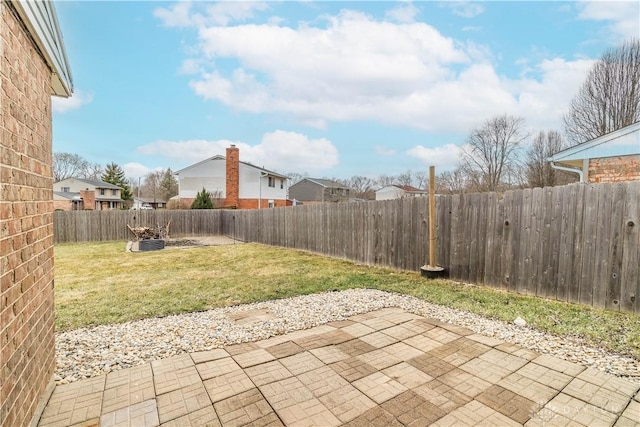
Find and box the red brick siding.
[0,4,56,426]
[237,198,292,209]
[588,155,640,183]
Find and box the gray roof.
[175,155,288,179]
[54,191,81,200]
[74,178,122,190]
[304,178,350,189]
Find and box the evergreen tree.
[102,162,132,200]
[191,188,213,209]
[160,168,179,200]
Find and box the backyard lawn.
[55,241,640,360]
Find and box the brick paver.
[196,357,242,381]
[232,348,276,368]
[213,388,280,426]
[100,399,159,427]
[380,390,446,425]
[330,356,378,382]
[352,372,408,404]
[245,360,293,386]
[476,384,536,424]
[382,362,432,388]
[203,369,255,403]
[280,351,324,375]
[264,341,305,359]
[335,339,377,357]
[156,383,211,424]
[318,384,376,422]
[38,307,640,427]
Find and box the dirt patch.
[164,235,243,249]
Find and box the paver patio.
[38,308,640,426]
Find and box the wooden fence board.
[620,181,640,313]
[579,184,599,306]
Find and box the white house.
[53,177,124,210]
[174,145,290,209]
[375,185,428,200]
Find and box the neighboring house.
[548,122,640,183]
[288,178,351,204]
[174,145,290,209]
[53,178,124,210]
[1,1,73,426]
[376,185,428,200]
[132,197,166,210]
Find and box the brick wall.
[1,3,56,426]
[588,155,640,183]
[237,198,292,209]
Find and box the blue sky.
[52,1,639,181]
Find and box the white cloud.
[154,1,198,28]
[406,143,461,170]
[203,1,269,26]
[507,58,595,130]
[158,4,598,134]
[154,1,268,28]
[576,0,640,40]
[122,162,163,180]
[52,90,93,113]
[440,1,485,18]
[137,138,241,164]
[386,1,420,24]
[137,130,338,174]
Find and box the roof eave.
[11,0,73,97]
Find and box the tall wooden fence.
[54,209,223,243]
[54,182,640,313]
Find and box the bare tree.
[53,152,89,182]
[376,174,396,187]
[395,170,414,187]
[83,163,103,180]
[459,115,528,192]
[524,130,577,188]
[346,175,376,199]
[413,170,428,190]
[436,167,471,194]
[564,38,640,145]
[142,171,163,202]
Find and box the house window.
[268,177,275,187]
[100,189,105,195]
[280,179,284,189]
[111,189,117,196]
[268,200,274,208]
[61,186,70,192]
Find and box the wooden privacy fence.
[222,182,640,314]
[54,209,223,243]
[53,181,640,313]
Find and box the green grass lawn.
[55,241,640,360]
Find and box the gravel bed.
[55,288,639,385]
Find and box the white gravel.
[55,288,639,385]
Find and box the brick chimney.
[224,145,240,208]
[80,190,95,210]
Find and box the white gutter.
[549,162,584,183]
